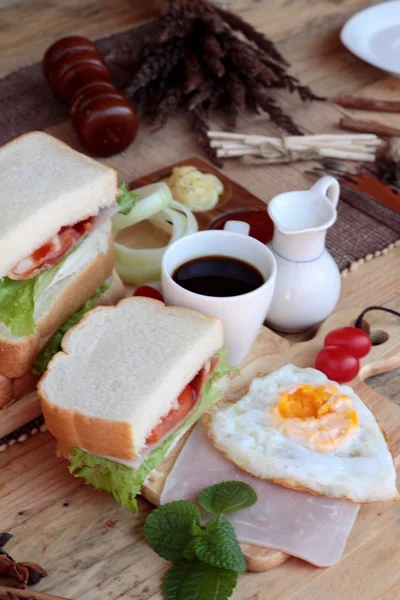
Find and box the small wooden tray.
[0,157,268,442]
[127,156,269,232]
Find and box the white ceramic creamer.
[265,176,341,333]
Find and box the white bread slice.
[0,224,114,378]
[0,270,126,410]
[39,299,223,460]
[0,131,117,277]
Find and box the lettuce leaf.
[0,277,37,337]
[32,282,109,375]
[0,246,79,337]
[69,356,234,513]
[116,182,137,215]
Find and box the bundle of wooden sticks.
[207,131,384,163]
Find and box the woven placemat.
[1,22,399,272]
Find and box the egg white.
[207,364,399,503]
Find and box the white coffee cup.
[161,221,277,366]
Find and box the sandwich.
[0,270,125,410]
[0,131,130,409]
[38,297,231,512]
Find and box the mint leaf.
[144,501,201,562]
[193,516,246,573]
[183,539,197,561]
[164,562,237,600]
[198,481,257,516]
[117,181,136,215]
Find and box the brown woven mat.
[0,22,399,273]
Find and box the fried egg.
[206,364,399,503]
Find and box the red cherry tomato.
[133,286,164,302]
[324,326,372,359]
[315,346,360,383]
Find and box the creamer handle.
[223,220,250,236]
[311,176,340,208]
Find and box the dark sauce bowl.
[209,209,274,245]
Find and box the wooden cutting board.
[0,306,399,599]
[140,306,400,573]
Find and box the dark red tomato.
[210,209,274,244]
[315,346,360,383]
[133,286,164,302]
[324,326,371,359]
[146,384,194,444]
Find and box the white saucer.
[341,1,400,76]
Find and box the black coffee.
[172,255,264,297]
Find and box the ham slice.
[160,423,360,567]
[8,204,119,281]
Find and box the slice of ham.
[7,204,119,281]
[160,423,360,567]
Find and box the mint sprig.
[164,562,237,600]
[198,481,257,515]
[193,516,246,573]
[143,501,201,562]
[117,181,137,215]
[143,481,258,600]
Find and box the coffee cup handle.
[223,220,250,236]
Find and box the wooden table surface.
[0,0,400,599]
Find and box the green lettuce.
[0,246,79,338]
[116,181,137,215]
[69,352,234,514]
[32,282,109,375]
[0,277,37,338]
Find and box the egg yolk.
[274,384,359,452]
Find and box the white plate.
[341,1,400,76]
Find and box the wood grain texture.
[0,0,399,597]
[0,306,400,598]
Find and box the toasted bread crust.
[0,235,114,378]
[41,395,136,459]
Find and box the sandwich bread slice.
[0,131,116,277]
[0,131,120,378]
[0,270,126,410]
[39,298,231,512]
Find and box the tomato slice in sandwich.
[146,384,195,445]
[8,218,93,280]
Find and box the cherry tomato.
[146,384,194,444]
[315,345,360,383]
[324,326,371,359]
[133,286,164,302]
